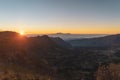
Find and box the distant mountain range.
[68,34,120,48]
[55,32,71,35]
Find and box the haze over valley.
[27,33,108,40]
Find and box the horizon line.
[0,30,120,35]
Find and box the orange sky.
[11,22,120,34]
[2,23,120,34]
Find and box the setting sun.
[20,31,25,35]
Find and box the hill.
[52,37,72,48]
[68,34,120,48]
[0,31,75,80]
[0,31,119,80]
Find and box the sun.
[19,31,25,35]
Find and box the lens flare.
[20,31,25,35]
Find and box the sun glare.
[20,31,25,35]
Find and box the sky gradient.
[0,0,120,34]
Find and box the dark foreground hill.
[0,31,119,80]
[68,34,120,48]
[0,31,72,80]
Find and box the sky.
[0,0,120,34]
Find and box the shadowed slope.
[68,34,120,47]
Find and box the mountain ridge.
[68,34,120,47]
